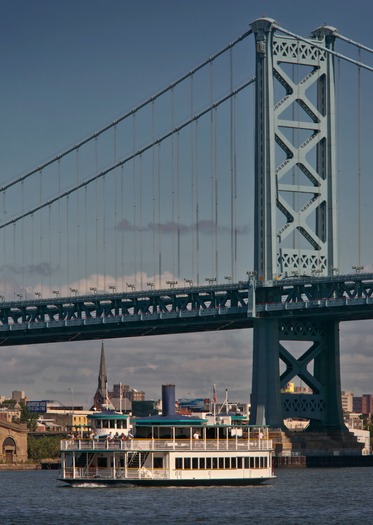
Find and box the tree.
[18,402,38,431]
[28,436,61,461]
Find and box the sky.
[0,0,373,408]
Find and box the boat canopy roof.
[88,410,130,421]
[134,414,207,427]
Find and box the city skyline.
[0,0,373,405]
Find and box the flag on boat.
[212,384,217,404]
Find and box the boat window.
[103,420,109,428]
[154,457,163,469]
[175,458,182,469]
[184,458,191,469]
[206,457,211,469]
[192,458,198,469]
[237,457,243,468]
[224,457,230,469]
[199,458,205,469]
[98,457,107,468]
[244,457,250,468]
[250,457,255,468]
[255,457,259,468]
[218,457,224,469]
[231,457,237,469]
[212,458,218,469]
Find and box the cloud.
[115,218,249,235]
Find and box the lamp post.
[224,275,232,284]
[166,280,178,289]
[205,277,217,286]
[89,286,97,295]
[146,282,154,290]
[52,289,60,298]
[126,282,135,292]
[184,278,193,287]
[352,265,363,274]
[108,284,116,293]
[34,291,42,299]
[330,266,339,276]
[70,287,78,296]
[16,292,23,300]
[0,295,4,302]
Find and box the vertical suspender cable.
[139,154,143,291]
[120,165,125,292]
[95,137,99,289]
[48,204,52,293]
[103,174,106,291]
[84,185,88,293]
[57,160,61,293]
[31,213,34,291]
[171,87,176,278]
[76,148,80,287]
[39,170,44,292]
[132,113,137,288]
[210,61,215,277]
[66,195,70,291]
[214,107,218,280]
[157,143,162,287]
[357,49,362,267]
[195,120,200,285]
[176,131,181,278]
[152,101,156,283]
[21,181,25,293]
[2,191,6,298]
[114,125,118,288]
[13,222,16,296]
[230,48,236,282]
[190,75,196,283]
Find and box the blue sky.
[0,0,373,407]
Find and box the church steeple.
[98,341,107,393]
[92,342,114,410]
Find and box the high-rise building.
[341,391,354,413]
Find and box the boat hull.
[59,476,274,487]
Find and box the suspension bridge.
[1,17,373,438]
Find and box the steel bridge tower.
[249,18,346,433]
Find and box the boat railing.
[61,437,272,452]
[63,466,169,481]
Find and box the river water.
[0,467,372,524]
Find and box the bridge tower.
[249,18,347,434]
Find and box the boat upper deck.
[61,437,273,453]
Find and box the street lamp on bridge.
[205,277,217,286]
[89,287,97,294]
[70,287,78,296]
[146,282,155,290]
[126,283,135,292]
[352,265,364,274]
[184,278,193,287]
[108,284,116,293]
[34,291,42,299]
[166,280,178,289]
[224,275,232,284]
[52,289,60,298]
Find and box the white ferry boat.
[59,385,275,486]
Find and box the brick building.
[0,419,28,463]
